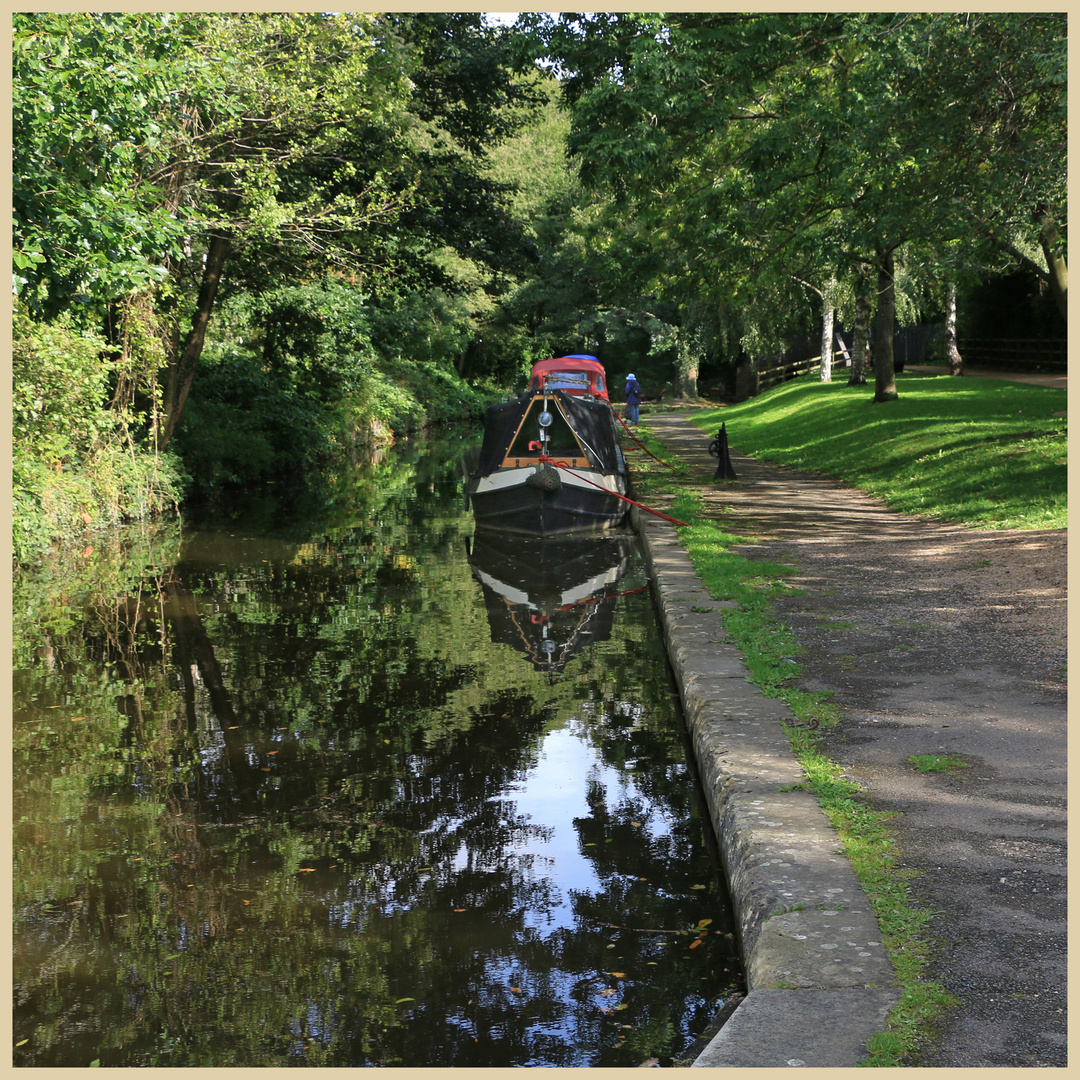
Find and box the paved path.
[642,412,1067,1068]
[906,364,1066,390]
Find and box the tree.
[847,261,873,386]
[14,11,547,464]
[944,282,963,377]
[12,13,204,322]
[529,12,1066,402]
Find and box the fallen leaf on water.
[599,988,617,997]
[298,868,316,873]
[453,908,466,913]
[70,717,86,722]
[510,987,522,994]
[689,939,702,949]
[395,997,415,1004]
[606,972,626,979]
[691,884,707,890]
[16,1039,28,1047]
[616,1003,630,1011]
[697,918,713,928]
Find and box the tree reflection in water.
[12,436,742,1067]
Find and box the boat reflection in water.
[467,531,642,681]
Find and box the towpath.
[643,409,1066,1068]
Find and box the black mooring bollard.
[711,422,737,480]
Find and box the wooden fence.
[955,338,1067,372]
[740,328,1065,399]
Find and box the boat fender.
[525,465,562,492]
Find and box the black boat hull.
[468,467,629,536]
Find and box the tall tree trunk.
[872,247,899,402]
[945,281,963,376]
[849,261,872,386]
[674,328,700,399]
[819,281,835,383]
[1034,205,1067,323]
[157,230,231,451]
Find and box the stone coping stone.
[690,988,903,1068]
[631,508,898,1066]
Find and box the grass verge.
[631,428,959,1067]
[683,373,1066,530]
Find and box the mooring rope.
[613,412,677,470]
[538,455,690,528]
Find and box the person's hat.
[626,373,635,380]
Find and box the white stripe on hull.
[473,467,624,496]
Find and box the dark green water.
[12,434,743,1068]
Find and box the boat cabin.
[528,355,609,401]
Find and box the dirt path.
[644,412,1067,1068]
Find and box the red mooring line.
[613,412,677,470]
[538,455,690,528]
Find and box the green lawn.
[685,373,1066,530]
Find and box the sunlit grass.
[688,374,1066,530]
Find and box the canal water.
[12,432,743,1068]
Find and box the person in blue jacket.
[624,373,641,424]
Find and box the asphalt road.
[644,408,1067,1068]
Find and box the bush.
[12,302,183,565]
[175,349,337,494]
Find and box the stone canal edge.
[630,506,901,1068]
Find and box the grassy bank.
[680,373,1067,530]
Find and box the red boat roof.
[530,355,607,377]
[528,355,610,400]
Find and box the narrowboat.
[466,354,629,535]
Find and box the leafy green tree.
[12,13,203,322]
[528,12,1066,402]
